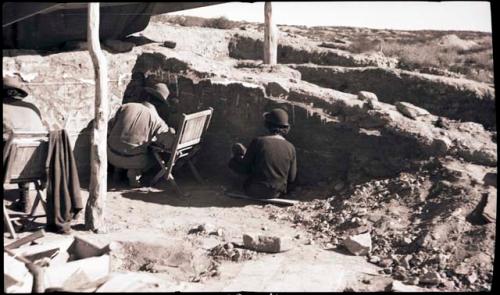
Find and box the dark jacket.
[45,129,83,233]
[229,135,297,198]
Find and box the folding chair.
[150,108,214,196]
[3,131,49,239]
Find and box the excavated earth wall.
[228,33,397,68]
[291,65,496,130]
[3,41,497,186]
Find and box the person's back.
[108,102,168,156]
[244,135,296,195]
[107,82,175,187]
[229,108,297,199]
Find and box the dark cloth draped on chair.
[45,129,83,233]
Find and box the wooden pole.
[264,2,277,65]
[85,2,108,232]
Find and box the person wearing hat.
[107,82,176,187]
[228,108,297,199]
[3,76,48,213]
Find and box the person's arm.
[229,139,258,175]
[152,113,176,149]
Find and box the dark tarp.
[3,2,224,50]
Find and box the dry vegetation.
[153,15,493,84]
[151,14,241,30]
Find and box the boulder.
[419,271,442,285]
[357,91,378,102]
[395,101,431,119]
[242,234,291,253]
[482,191,496,223]
[342,232,372,256]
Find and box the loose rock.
[342,232,372,256]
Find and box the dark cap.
[263,108,289,127]
[3,76,28,99]
[144,83,170,103]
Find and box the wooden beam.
[263,2,277,65]
[85,2,109,232]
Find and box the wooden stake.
[264,2,277,65]
[85,2,108,232]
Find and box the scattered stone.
[391,280,427,292]
[401,237,412,246]
[369,255,381,264]
[420,271,442,285]
[398,255,411,269]
[482,191,496,223]
[163,40,177,49]
[378,258,394,267]
[395,101,431,119]
[305,238,314,245]
[294,234,301,239]
[342,232,371,256]
[357,91,378,101]
[406,277,419,286]
[104,39,134,52]
[188,223,215,234]
[242,234,291,253]
[454,263,470,275]
[466,273,478,285]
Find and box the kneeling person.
[229,108,297,199]
[107,83,176,187]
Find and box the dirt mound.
[228,33,397,68]
[291,64,496,129]
[437,34,478,51]
[269,157,496,291]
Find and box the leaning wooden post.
[264,2,277,65]
[85,2,108,232]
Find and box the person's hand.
[232,143,246,157]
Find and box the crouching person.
[229,108,297,199]
[107,83,176,187]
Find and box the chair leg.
[3,203,18,239]
[167,174,189,197]
[188,160,205,184]
[151,151,167,186]
[29,181,47,223]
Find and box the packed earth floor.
[4,154,495,292]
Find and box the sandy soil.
[4,174,388,292]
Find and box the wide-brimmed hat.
[3,76,28,98]
[144,83,170,103]
[263,108,289,127]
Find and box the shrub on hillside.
[203,16,239,30]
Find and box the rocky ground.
[268,156,496,291]
[3,14,496,292]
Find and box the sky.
[170,1,492,32]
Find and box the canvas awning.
[2,2,225,49]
